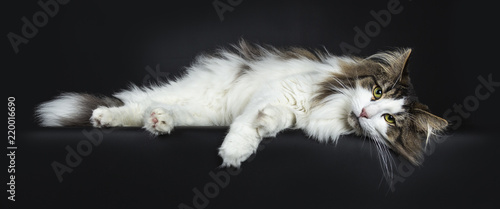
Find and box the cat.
[35,40,448,171]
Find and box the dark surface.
[10,128,500,208]
[3,0,499,208]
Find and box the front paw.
[143,107,174,135]
[218,133,257,167]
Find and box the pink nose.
[359,108,369,118]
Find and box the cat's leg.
[142,104,206,135]
[219,104,296,167]
[91,103,146,127]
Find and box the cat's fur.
[36,40,448,170]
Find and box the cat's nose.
[359,108,369,118]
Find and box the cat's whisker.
[374,139,394,180]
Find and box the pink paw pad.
[151,112,158,128]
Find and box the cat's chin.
[347,112,363,135]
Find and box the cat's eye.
[384,114,396,124]
[372,86,383,100]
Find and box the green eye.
[372,86,383,100]
[384,114,396,124]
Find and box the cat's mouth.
[347,111,363,135]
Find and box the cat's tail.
[35,93,124,127]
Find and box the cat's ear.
[393,103,448,165]
[412,103,449,135]
[368,48,412,84]
[394,48,411,84]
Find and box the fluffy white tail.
[35,93,123,127]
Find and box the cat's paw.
[218,133,257,167]
[143,107,174,135]
[91,107,118,127]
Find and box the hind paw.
[91,107,118,127]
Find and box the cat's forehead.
[347,59,410,87]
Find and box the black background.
[3,0,499,208]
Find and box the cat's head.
[336,49,448,165]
